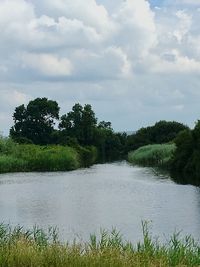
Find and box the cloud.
[150,50,200,73]
[72,47,132,80]
[38,0,115,36]
[113,0,157,58]
[21,53,73,77]
[0,0,200,134]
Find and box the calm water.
[0,161,200,243]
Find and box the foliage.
[128,143,176,169]
[59,104,125,161]
[14,145,80,171]
[127,120,188,152]
[0,223,199,267]
[0,155,27,173]
[0,136,98,173]
[76,145,98,167]
[59,103,97,146]
[8,97,191,166]
[10,98,60,145]
[0,136,17,154]
[93,126,125,162]
[171,121,200,185]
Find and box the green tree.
[82,104,97,145]
[127,120,188,152]
[10,98,60,145]
[59,103,97,145]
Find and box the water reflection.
[0,161,200,243]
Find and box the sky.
[0,0,200,135]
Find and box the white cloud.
[150,50,200,73]
[72,47,132,80]
[40,0,115,36]
[173,10,192,43]
[113,0,157,58]
[21,53,73,77]
[0,0,200,133]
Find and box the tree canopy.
[10,98,60,145]
[171,121,200,185]
[126,120,188,151]
[59,103,97,145]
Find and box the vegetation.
[6,96,200,183]
[128,143,176,169]
[126,120,188,152]
[10,98,60,145]
[0,222,199,267]
[127,119,200,186]
[171,120,200,185]
[0,136,98,173]
[9,98,127,162]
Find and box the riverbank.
[0,137,97,173]
[0,223,199,267]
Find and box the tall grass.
[13,144,80,171]
[0,222,199,266]
[0,136,97,173]
[128,143,176,169]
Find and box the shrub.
[77,145,98,167]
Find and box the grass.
[0,222,199,266]
[128,143,176,169]
[0,136,97,173]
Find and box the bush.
[77,145,98,167]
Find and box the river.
[0,161,200,243]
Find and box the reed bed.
[0,136,97,173]
[0,222,199,267]
[128,144,176,169]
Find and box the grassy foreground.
[0,223,199,267]
[128,144,176,169]
[0,136,97,173]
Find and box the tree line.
[9,98,126,161]
[10,97,189,164]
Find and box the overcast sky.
[0,0,200,135]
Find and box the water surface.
[0,161,199,243]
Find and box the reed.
[128,143,176,169]
[0,136,97,173]
[0,222,199,267]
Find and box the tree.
[10,98,60,145]
[127,120,188,151]
[170,121,200,185]
[59,103,97,145]
[82,104,97,145]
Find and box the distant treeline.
[9,97,188,163]
[2,96,198,182]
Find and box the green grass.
[0,155,27,173]
[13,144,80,172]
[0,136,97,173]
[128,143,176,169]
[0,222,199,266]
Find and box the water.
[0,161,200,243]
